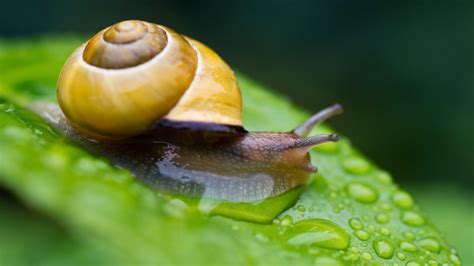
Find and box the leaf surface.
[0,37,461,265]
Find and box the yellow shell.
[57,20,242,140]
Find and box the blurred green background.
[1,0,472,262]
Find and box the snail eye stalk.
[293,104,343,137]
[293,134,339,150]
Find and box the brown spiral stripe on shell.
[83,20,168,69]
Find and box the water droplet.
[354,230,370,241]
[343,156,371,174]
[392,190,414,209]
[448,253,461,265]
[376,213,390,224]
[396,252,406,260]
[346,182,378,203]
[373,239,394,259]
[344,252,359,261]
[313,256,344,266]
[427,260,439,266]
[406,261,422,266]
[376,171,392,184]
[380,227,391,236]
[349,246,359,253]
[296,205,306,212]
[403,231,416,240]
[361,252,373,260]
[400,241,418,252]
[280,215,293,226]
[286,219,350,250]
[349,218,364,230]
[198,198,220,213]
[163,199,188,218]
[418,237,441,253]
[402,211,425,226]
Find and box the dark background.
[1,0,472,189]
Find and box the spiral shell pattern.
[57,20,242,140]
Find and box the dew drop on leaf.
[346,182,378,203]
[403,231,416,240]
[342,156,371,174]
[348,218,364,230]
[373,239,394,259]
[296,205,306,212]
[285,219,350,250]
[400,241,418,252]
[392,190,414,209]
[354,230,370,241]
[418,237,441,253]
[361,251,372,260]
[379,227,391,236]
[449,253,461,265]
[280,215,293,227]
[375,171,393,184]
[402,211,425,226]
[376,213,390,224]
[163,198,188,218]
[349,246,359,253]
[396,252,406,260]
[363,215,370,222]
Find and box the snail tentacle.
[293,104,343,137]
[293,134,339,149]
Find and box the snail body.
[38,20,343,202]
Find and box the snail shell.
[58,20,242,140]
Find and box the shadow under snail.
[34,20,343,203]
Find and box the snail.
[34,20,343,203]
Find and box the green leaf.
[0,36,462,265]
